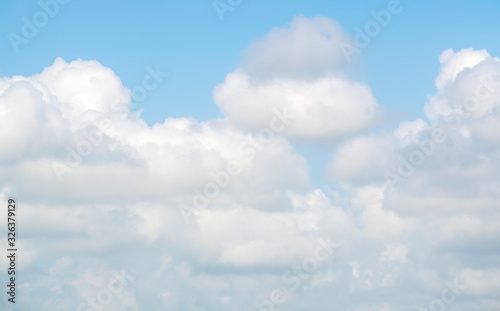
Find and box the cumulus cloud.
[0,19,499,311]
[435,48,491,89]
[0,57,317,310]
[214,70,380,139]
[322,47,500,310]
[214,16,381,139]
[241,16,351,81]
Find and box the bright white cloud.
[214,16,381,139]
[0,19,499,311]
[214,70,380,139]
[435,48,491,89]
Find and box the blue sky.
[3,0,499,191]
[2,0,499,124]
[2,1,500,310]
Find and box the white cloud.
[327,134,398,184]
[241,15,351,81]
[320,47,500,310]
[214,70,380,139]
[0,21,499,311]
[435,48,491,89]
[214,16,381,139]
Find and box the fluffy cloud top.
[435,48,491,89]
[214,16,381,139]
[241,16,350,81]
